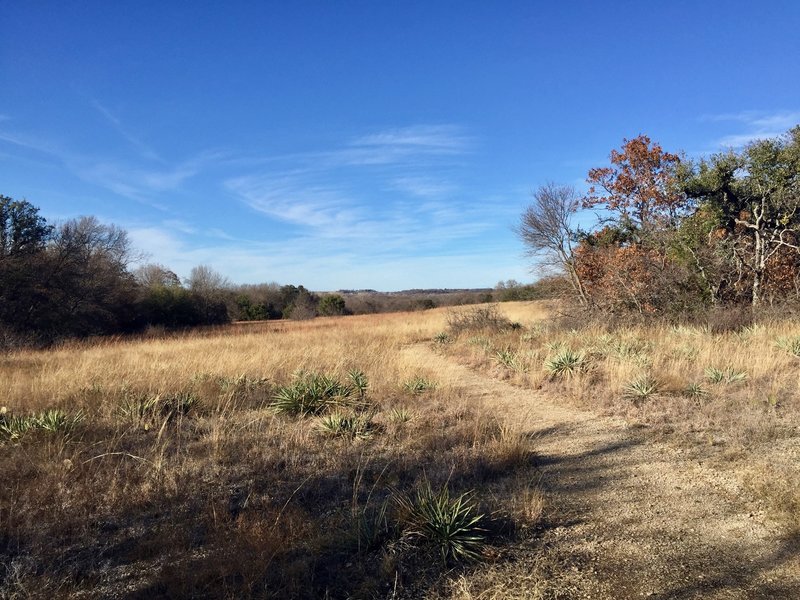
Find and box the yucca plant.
[403,376,436,395]
[624,375,660,402]
[318,411,377,439]
[433,332,450,344]
[347,369,369,399]
[544,349,586,378]
[705,366,747,384]
[776,336,800,357]
[119,393,160,422]
[685,383,709,400]
[36,409,83,434]
[217,374,269,394]
[1,409,83,441]
[354,499,390,553]
[467,336,491,351]
[0,413,35,441]
[494,349,528,373]
[119,391,197,424]
[394,480,486,564]
[388,407,411,423]
[271,371,355,416]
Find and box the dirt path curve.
[410,344,800,599]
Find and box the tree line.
[0,198,358,346]
[0,198,502,347]
[519,125,800,314]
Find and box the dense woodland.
[520,125,800,315]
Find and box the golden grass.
[0,306,543,598]
[440,302,800,536]
[4,300,799,597]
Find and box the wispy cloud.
[224,123,487,250]
[390,176,457,198]
[703,110,800,148]
[126,223,524,290]
[351,124,472,152]
[226,173,361,231]
[0,129,62,156]
[90,99,162,161]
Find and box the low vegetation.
[440,303,800,538]
[0,309,540,598]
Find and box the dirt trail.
[412,344,800,599]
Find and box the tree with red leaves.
[584,135,686,242]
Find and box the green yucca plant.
[354,499,390,553]
[705,366,748,384]
[544,349,586,378]
[776,336,800,357]
[271,371,357,416]
[318,411,377,439]
[0,408,83,441]
[0,414,35,441]
[403,376,436,394]
[494,349,528,373]
[685,383,709,399]
[119,391,197,424]
[36,409,83,433]
[394,480,486,564]
[467,336,491,352]
[347,369,369,399]
[119,393,159,422]
[433,332,451,344]
[624,375,660,402]
[388,407,412,423]
[216,373,269,393]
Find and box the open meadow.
[2,301,800,599]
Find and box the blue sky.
[2,1,799,290]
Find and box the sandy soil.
[414,344,800,599]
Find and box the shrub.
[318,294,347,316]
[447,305,511,336]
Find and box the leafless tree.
[134,263,181,288]
[186,265,231,323]
[517,183,589,307]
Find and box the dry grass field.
[0,308,542,598]
[2,301,800,598]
